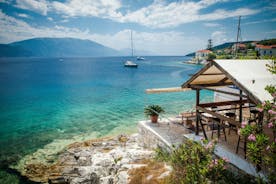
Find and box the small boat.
[124,60,138,67]
[136,56,145,60]
[124,30,138,68]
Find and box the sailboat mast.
[235,16,241,58]
[131,30,134,57]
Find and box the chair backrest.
[249,103,257,111]
[229,104,237,114]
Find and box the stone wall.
[137,121,171,152]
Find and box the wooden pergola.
[181,59,275,139]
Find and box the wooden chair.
[225,112,237,135]
[211,117,227,141]
[180,111,196,125]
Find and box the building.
[195,49,212,58]
[255,44,276,57]
[188,49,212,65]
[250,41,257,47]
[232,43,246,53]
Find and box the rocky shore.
[14,133,170,184]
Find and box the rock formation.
[14,133,170,184]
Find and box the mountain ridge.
[0,37,121,57]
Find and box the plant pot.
[150,115,158,123]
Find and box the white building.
[255,44,276,57]
[195,49,212,58]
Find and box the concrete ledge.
[183,134,264,178]
[138,121,172,151]
[138,120,264,178]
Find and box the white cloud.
[17,13,30,18]
[198,8,258,22]
[60,19,69,23]
[47,17,53,21]
[204,22,220,27]
[88,30,205,55]
[11,0,260,29]
[0,10,204,55]
[15,0,49,15]
[211,31,229,45]
[51,0,122,19]
[118,1,259,28]
[244,18,276,25]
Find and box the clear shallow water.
[0,56,213,182]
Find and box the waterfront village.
[187,39,276,64]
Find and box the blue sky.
[0,0,275,55]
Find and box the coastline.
[14,132,169,183]
[12,124,138,172]
[0,56,206,183]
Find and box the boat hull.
[124,64,138,67]
[124,60,138,67]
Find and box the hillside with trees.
[186,38,276,61]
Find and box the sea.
[0,56,213,183]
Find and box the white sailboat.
[136,56,145,60]
[124,30,138,68]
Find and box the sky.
[0,0,276,55]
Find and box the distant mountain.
[0,38,121,57]
[211,42,235,50]
[185,52,195,57]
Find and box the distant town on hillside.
[186,38,276,65]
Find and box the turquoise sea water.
[0,56,213,183]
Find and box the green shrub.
[155,140,231,183]
[144,105,165,116]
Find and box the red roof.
[256,44,272,49]
[197,49,211,53]
[237,43,246,48]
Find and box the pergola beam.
[145,87,191,94]
[200,73,224,75]
[197,106,240,127]
[199,99,249,108]
[190,85,248,98]
[190,82,233,87]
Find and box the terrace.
[141,59,276,177]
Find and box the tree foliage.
[239,58,276,183]
[257,39,276,46]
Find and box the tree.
[207,39,213,51]
[207,53,216,61]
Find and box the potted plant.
[144,105,165,123]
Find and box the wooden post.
[258,112,263,133]
[239,89,246,158]
[239,89,243,123]
[196,89,200,135]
